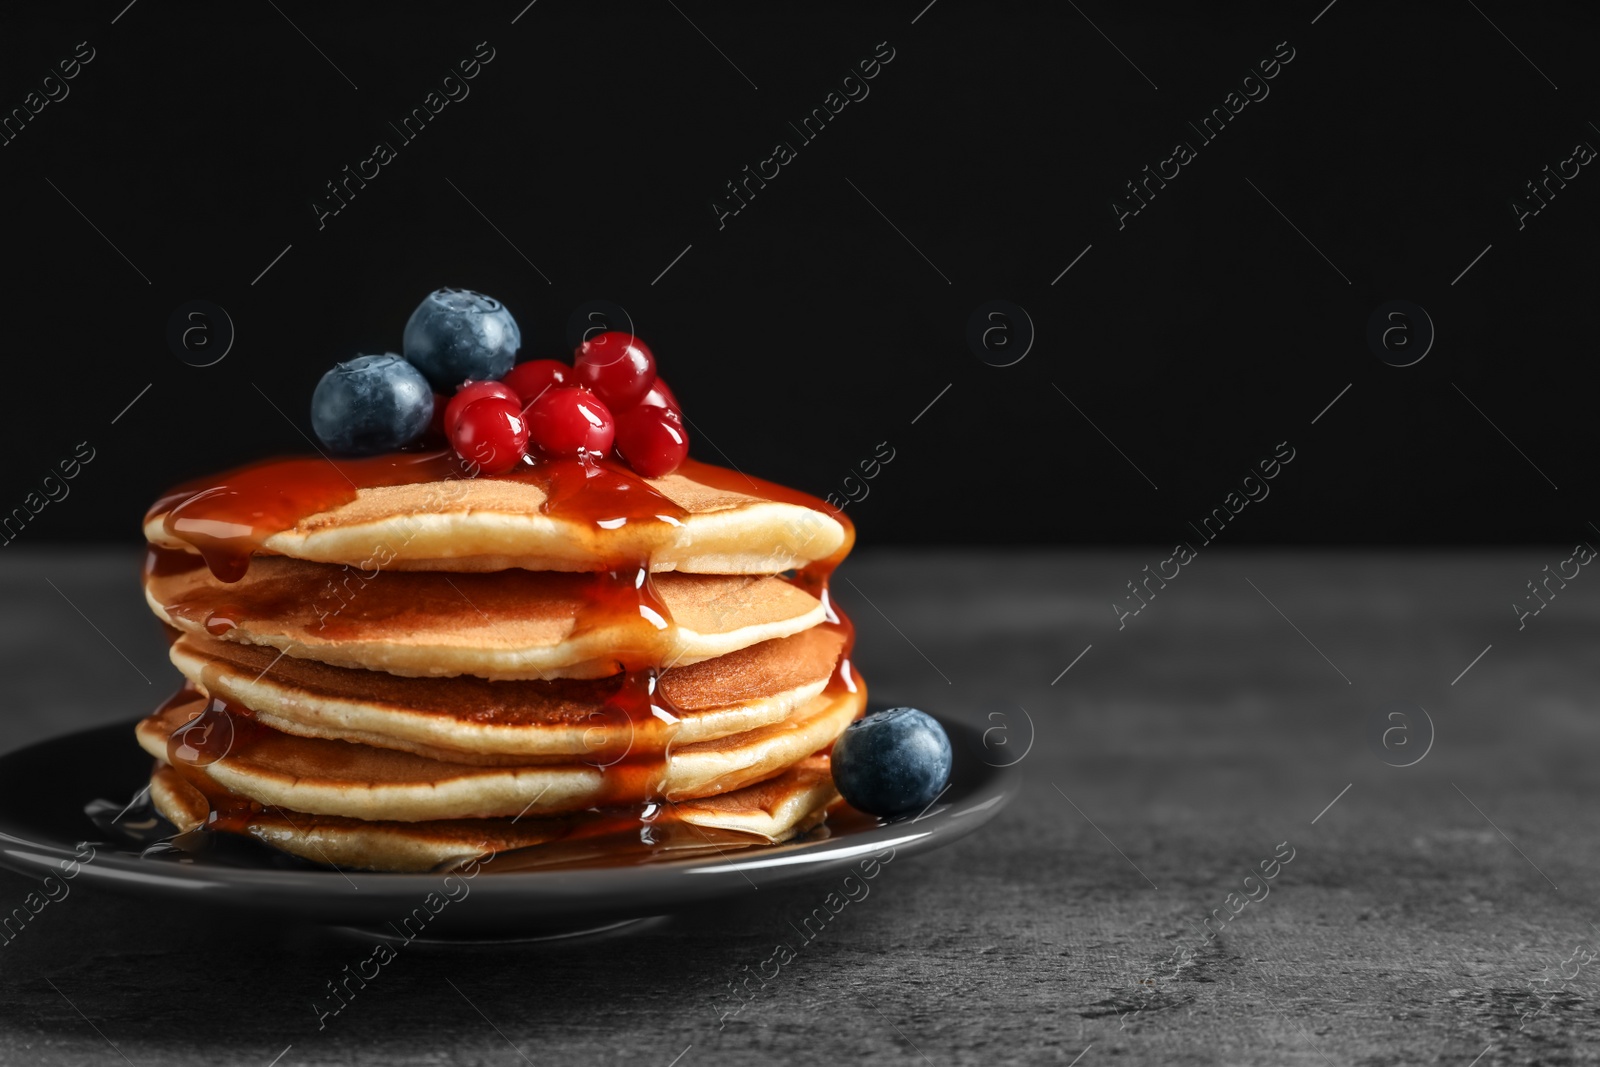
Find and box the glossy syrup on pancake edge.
[152,555,689,662]
[143,753,819,874]
[151,558,690,787]
[160,687,268,834]
[672,460,860,716]
[145,684,850,870]
[152,572,694,828]
[149,450,690,585]
[672,460,857,697]
[154,680,685,816]
[145,451,854,706]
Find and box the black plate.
[0,713,1017,938]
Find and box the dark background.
[1,0,1593,546]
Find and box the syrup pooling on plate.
[467,809,778,873]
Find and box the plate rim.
[0,714,1020,914]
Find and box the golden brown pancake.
[137,682,865,822]
[149,757,840,872]
[145,466,846,575]
[146,557,825,680]
[169,627,847,764]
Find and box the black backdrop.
[1,1,1595,546]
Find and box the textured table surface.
[1,547,1596,1066]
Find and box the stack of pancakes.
[136,459,862,872]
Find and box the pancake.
[170,627,848,764]
[149,757,840,872]
[147,557,825,680]
[145,459,847,575]
[137,681,866,821]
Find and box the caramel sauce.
[150,451,458,583]
[578,667,677,775]
[143,544,207,580]
[148,683,794,872]
[467,810,780,873]
[672,459,861,712]
[144,449,859,869]
[156,680,680,815]
[525,454,688,532]
[202,606,245,637]
[148,450,688,585]
[569,565,674,668]
[160,687,268,834]
[155,557,679,656]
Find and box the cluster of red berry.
[439,332,688,477]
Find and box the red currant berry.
[615,407,689,477]
[635,377,681,415]
[445,380,519,435]
[573,332,656,410]
[503,359,569,407]
[525,386,615,457]
[449,396,528,475]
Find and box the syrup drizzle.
[144,450,857,867]
[161,687,267,834]
[466,804,781,873]
[150,685,802,872]
[148,450,689,585]
[667,459,858,710]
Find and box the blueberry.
[830,707,952,817]
[311,354,434,456]
[402,288,521,391]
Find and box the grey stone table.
[1,547,1596,1066]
